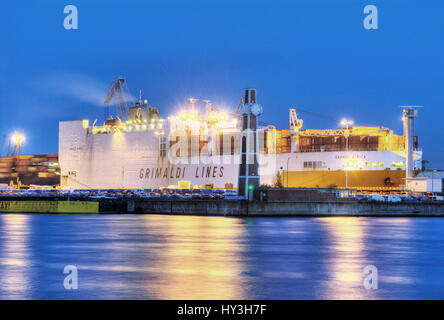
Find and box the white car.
[386,195,402,203]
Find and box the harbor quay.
[1,191,444,216]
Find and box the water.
[0,214,443,299]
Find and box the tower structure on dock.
[402,106,420,179]
[237,88,262,200]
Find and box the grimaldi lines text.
[139,166,226,180]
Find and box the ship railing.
[294,147,404,153]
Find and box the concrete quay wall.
[127,199,444,217]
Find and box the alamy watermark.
[164,129,277,175]
[62,5,377,31]
[64,5,78,30]
[63,265,78,290]
[363,5,378,30]
[363,265,378,290]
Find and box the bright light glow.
[180,112,190,121]
[178,111,200,122]
[341,119,354,127]
[11,131,25,146]
[345,159,359,169]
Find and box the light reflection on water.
[319,217,374,299]
[145,216,247,299]
[0,214,443,299]
[0,215,31,299]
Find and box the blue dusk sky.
[1,0,443,167]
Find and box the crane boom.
[104,77,131,121]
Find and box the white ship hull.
[59,120,416,190]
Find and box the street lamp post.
[11,131,25,187]
[432,169,436,198]
[286,157,290,188]
[341,120,354,189]
[11,130,25,155]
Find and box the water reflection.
[0,215,441,299]
[0,214,31,299]
[145,216,247,299]
[72,215,248,299]
[318,217,374,299]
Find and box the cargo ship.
[59,80,422,192]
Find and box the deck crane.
[104,77,132,121]
[289,108,304,133]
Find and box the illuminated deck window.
[365,161,384,168]
[392,161,405,168]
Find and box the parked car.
[400,196,419,202]
[201,189,214,199]
[369,194,385,202]
[191,189,203,199]
[213,189,225,199]
[386,195,402,203]
[224,189,237,196]
[356,194,368,200]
